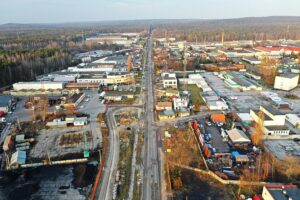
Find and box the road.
[97,107,120,200]
[142,30,161,200]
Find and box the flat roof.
[278,73,299,79]
[265,125,289,131]
[0,95,11,107]
[266,185,300,200]
[263,105,283,116]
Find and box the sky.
[1,0,300,24]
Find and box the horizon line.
[1,15,300,26]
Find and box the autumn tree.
[275,156,300,180]
[194,100,201,111]
[127,54,133,72]
[251,111,265,146]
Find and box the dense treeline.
[153,17,300,42]
[0,48,72,87]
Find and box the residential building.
[274,74,299,91]
[158,110,176,121]
[262,184,300,200]
[163,77,177,89]
[173,97,189,110]
[177,108,190,117]
[155,102,173,111]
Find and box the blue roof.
[163,110,175,116]
[15,151,26,164]
[231,151,240,157]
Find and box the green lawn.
[178,84,205,105]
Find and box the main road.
[142,29,161,200]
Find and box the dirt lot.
[29,126,101,160]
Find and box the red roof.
[256,46,300,52]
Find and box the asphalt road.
[97,107,120,200]
[142,32,161,200]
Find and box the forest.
[152,16,300,42]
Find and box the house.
[177,108,190,117]
[173,97,189,110]
[274,74,299,91]
[227,128,251,148]
[262,184,300,200]
[156,102,173,111]
[163,77,177,89]
[0,95,12,113]
[250,105,290,136]
[158,110,176,121]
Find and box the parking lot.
[197,118,230,154]
[202,72,268,112]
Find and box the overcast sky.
[1,0,300,24]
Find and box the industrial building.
[274,74,299,91]
[64,92,85,108]
[13,82,65,91]
[262,184,300,200]
[223,72,262,91]
[76,72,134,85]
[250,105,290,136]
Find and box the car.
[85,98,90,102]
[293,138,300,142]
[206,121,212,126]
[216,122,223,127]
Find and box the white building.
[173,97,189,110]
[250,105,290,136]
[286,114,300,129]
[13,82,64,91]
[206,100,228,111]
[163,77,177,89]
[274,74,299,91]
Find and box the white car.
[85,98,90,102]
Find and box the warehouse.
[0,95,12,113]
[13,82,65,91]
[274,73,299,91]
